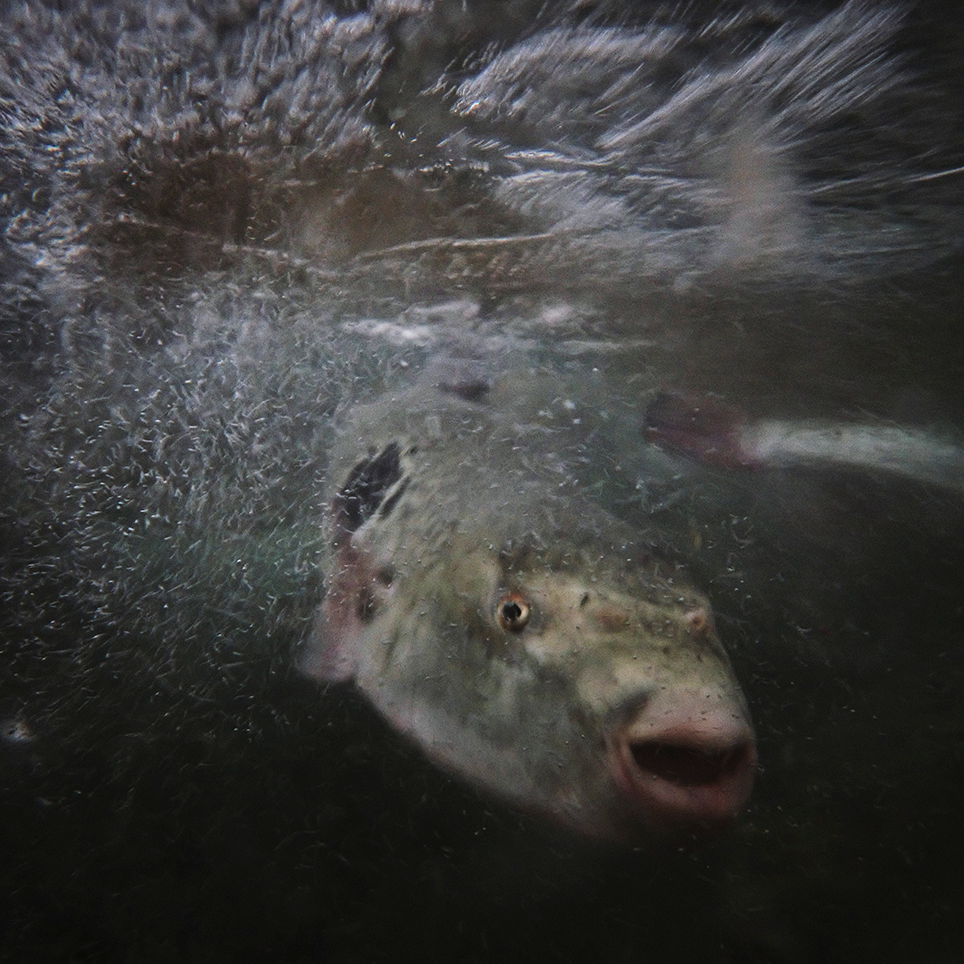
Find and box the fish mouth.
[608,689,756,834]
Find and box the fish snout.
[608,689,756,834]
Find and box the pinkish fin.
[300,544,374,683]
[301,606,357,683]
[644,393,761,471]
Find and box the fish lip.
[607,693,757,834]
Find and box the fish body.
[304,374,755,843]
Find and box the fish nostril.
[629,739,750,787]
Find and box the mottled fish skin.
[304,374,756,844]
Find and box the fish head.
[496,553,757,841]
[307,504,756,844]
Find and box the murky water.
[2,2,964,962]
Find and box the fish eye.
[496,593,531,632]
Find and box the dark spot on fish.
[430,359,491,401]
[355,584,377,623]
[594,606,632,632]
[378,475,410,519]
[349,564,395,625]
[496,593,531,632]
[439,376,490,402]
[334,442,403,532]
[375,566,394,587]
[580,593,591,608]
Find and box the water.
[2,1,964,961]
